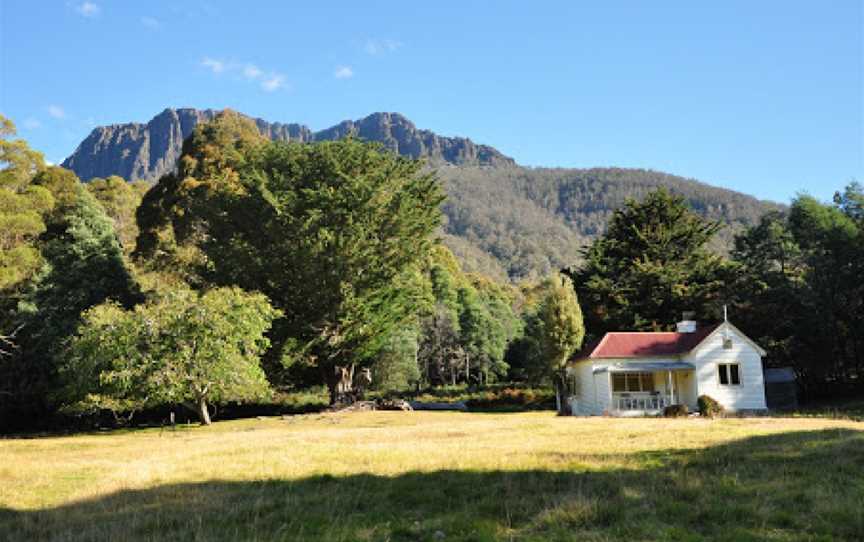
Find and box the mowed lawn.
[1,413,863,541]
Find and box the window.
[568,374,578,395]
[718,363,741,386]
[612,372,655,392]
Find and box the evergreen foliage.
[86,176,148,251]
[136,112,445,402]
[11,186,140,415]
[568,188,731,337]
[371,327,422,391]
[62,287,279,425]
[731,184,864,396]
[416,246,521,387]
[515,273,584,413]
[0,116,51,366]
[0,115,45,190]
[438,166,779,281]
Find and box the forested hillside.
[438,166,781,280]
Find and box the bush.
[698,395,723,418]
[663,404,689,418]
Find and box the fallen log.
[409,401,468,412]
[377,399,413,411]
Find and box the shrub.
[698,395,723,418]
[663,404,689,418]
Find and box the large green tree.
[568,188,730,335]
[10,185,140,419]
[0,115,45,191]
[62,287,279,425]
[457,280,517,385]
[136,112,444,403]
[731,184,863,396]
[729,210,802,366]
[0,183,53,292]
[416,246,519,387]
[516,273,584,412]
[371,327,422,392]
[0,115,50,348]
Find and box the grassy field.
[1,413,862,541]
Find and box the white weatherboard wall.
[566,362,599,414]
[594,370,611,413]
[688,324,767,411]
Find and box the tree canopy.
[508,273,584,413]
[62,287,280,424]
[0,115,45,190]
[86,176,149,251]
[732,184,864,395]
[136,112,445,402]
[568,188,730,336]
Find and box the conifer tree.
[568,188,729,335]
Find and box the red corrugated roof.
[575,324,720,359]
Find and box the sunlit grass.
[1,413,862,541]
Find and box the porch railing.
[613,394,672,411]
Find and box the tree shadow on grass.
[2,429,863,541]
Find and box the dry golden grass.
[1,412,863,541]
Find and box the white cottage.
[566,317,768,416]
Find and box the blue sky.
[1,1,861,203]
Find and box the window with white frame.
[718,363,741,386]
[612,372,655,392]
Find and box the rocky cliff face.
[61,109,515,181]
[313,112,511,167]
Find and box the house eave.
[592,361,696,374]
[569,354,684,365]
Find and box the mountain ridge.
[61,108,516,182]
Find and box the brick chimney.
[676,311,697,333]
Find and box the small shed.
[764,367,798,410]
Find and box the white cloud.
[47,105,66,119]
[363,38,402,55]
[201,57,226,74]
[261,73,286,92]
[75,1,100,18]
[200,57,287,92]
[141,16,160,29]
[243,64,262,79]
[22,118,41,130]
[83,117,96,127]
[334,66,354,79]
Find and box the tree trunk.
[182,396,211,425]
[197,396,211,425]
[325,364,356,405]
[554,372,569,416]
